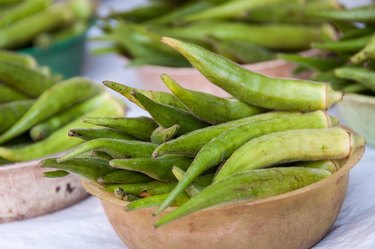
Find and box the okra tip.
[326,85,343,109]
[161,37,180,50]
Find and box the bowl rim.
[82,134,365,212]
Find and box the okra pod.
[334,67,375,92]
[83,116,157,141]
[0,77,102,145]
[0,50,37,68]
[68,128,136,141]
[0,84,28,103]
[155,167,331,227]
[126,192,190,211]
[214,127,363,182]
[150,125,180,144]
[309,5,375,23]
[57,139,157,163]
[100,170,152,184]
[162,38,342,111]
[154,111,298,157]
[156,111,334,214]
[103,80,186,110]
[350,34,375,64]
[311,35,371,52]
[109,155,193,182]
[0,99,34,134]
[130,90,209,135]
[161,74,265,124]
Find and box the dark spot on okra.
[66,183,75,194]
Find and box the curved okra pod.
[297,160,339,173]
[126,192,190,211]
[0,99,34,134]
[0,77,102,145]
[155,111,334,214]
[334,67,375,92]
[150,125,180,144]
[68,128,136,141]
[154,111,300,158]
[311,35,371,52]
[104,181,178,196]
[83,116,157,141]
[308,6,375,23]
[0,94,123,162]
[103,80,186,110]
[0,61,56,98]
[214,127,364,182]
[162,38,342,111]
[155,167,331,227]
[30,94,108,141]
[130,90,209,135]
[41,157,117,181]
[161,74,265,124]
[57,139,157,163]
[0,50,37,68]
[109,155,193,182]
[0,84,28,103]
[350,34,375,64]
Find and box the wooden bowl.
[0,160,88,223]
[337,93,375,147]
[134,51,316,97]
[82,141,364,249]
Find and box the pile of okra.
[42,38,365,227]
[279,2,375,96]
[0,50,124,165]
[0,0,93,49]
[96,0,341,67]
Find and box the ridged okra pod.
[162,38,342,111]
[83,116,157,141]
[155,167,331,227]
[161,74,265,124]
[214,127,363,182]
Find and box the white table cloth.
[1,1,374,248]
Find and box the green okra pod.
[43,170,70,178]
[214,127,362,182]
[308,5,375,23]
[68,128,136,141]
[350,34,375,64]
[0,77,102,145]
[30,94,109,141]
[41,157,117,181]
[342,84,369,94]
[109,155,193,182]
[311,35,372,52]
[155,111,334,214]
[0,50,37,68]
[162,38,342,111]
[161,74,265,124]
[0,84,28,103]
[172,167,201,197]
[155,167,331,227]
[103,80,186,110]
[126,192,190,211]
[150,125,180,144]
[0,93,123,162]
[0,0,50,28]
[0,61,56,98]
[83,116,157,141]
[0,99,34,134]
[130,90,209,135]
[99,170,152,184]
[154,111,299,158]
[278,54,345,72]
[57,139,157,163]
[297,160,339,173]
[334,67,375,92]
[104,181,178,196]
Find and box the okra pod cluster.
[42,38,365,228]
[96,0,339,67]
[0,51,124,163]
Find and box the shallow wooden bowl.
[0,160,88,223]
[82,141,364,249]
[337,93,375,147]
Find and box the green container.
[19,30,87,78]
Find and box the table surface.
[1,1,374,248]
